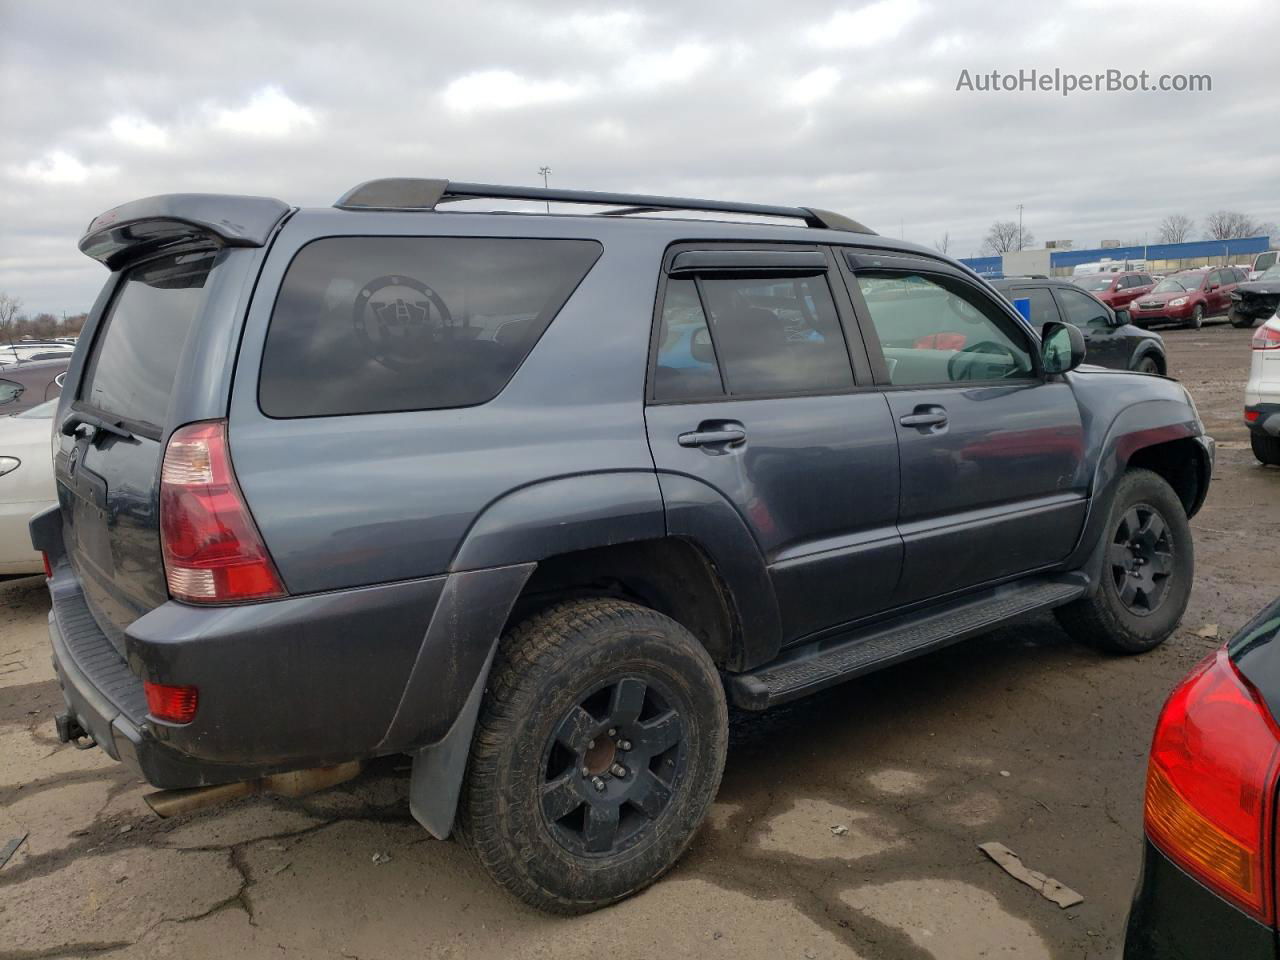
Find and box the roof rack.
[333,178,876,235]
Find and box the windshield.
[1153,274,1202,293]
[14,398,58,419]
[1260,265,1280,281]
[1073,276,1115,291]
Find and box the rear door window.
[1056,288,1112,330]
[260,237,601,418]
[79,251,214,431]
[1011,286,1060,327]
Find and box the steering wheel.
[946,340,1022,381]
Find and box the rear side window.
[652,274,854,400]
[80,251,214,429]
[260,237,601,417]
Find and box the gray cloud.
[2,0,1277,312]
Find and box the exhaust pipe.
[144,761,362,818]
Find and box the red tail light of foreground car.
[1144,648,1280,924]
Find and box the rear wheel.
[1230,312,1256,329]
[456,598,727,914]
[1055,469,1193,654]
[1184,304,1204,329]
[1252,432,1280,466]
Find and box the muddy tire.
[1253,432,1280,466]
[455,598,728,914]
[1133,355,1161,375]
[1055,469,1193,655]
[1184,304,1204,329]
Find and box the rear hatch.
[54,194,289,652]
[59,252,220,651]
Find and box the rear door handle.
[899,409,948,429]
[678,427,746,448]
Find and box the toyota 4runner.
[34,179,1214,913]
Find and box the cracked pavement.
[2,326,1278,959]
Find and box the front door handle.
[678,426,746,448]
[899,408,948,429]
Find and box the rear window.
[80,251,214,429]
[259,237,602,418]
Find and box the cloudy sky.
[2,0,1277,314]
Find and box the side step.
[728,576,1087,711]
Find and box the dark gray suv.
[34,179,1214,913]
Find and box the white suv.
[1246,310,1280,465]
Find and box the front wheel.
[1230,312,1256,329]
[1133,355,1161,375]
[1055,468,1193,654]
[1253,432,1280,466]
[1184,304,1204,329]
[456,599,728,914]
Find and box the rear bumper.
[1124,838,1275,959]
[38,506,534,788]
[1246,403,1280,438]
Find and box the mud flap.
[408,643,495,839]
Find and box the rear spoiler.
[79,193,292,270]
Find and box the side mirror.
[1207,282,1220,291]
[1110,308,1130,327]
[1040,321,1086,374]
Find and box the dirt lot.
[2,324,1277,960]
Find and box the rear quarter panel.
[228,212,665,593]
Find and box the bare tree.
[1156,214,1194,244]
[933,232,950,255]
[981,220,1033,255]
[1204,210,1265,241]
[0,293,20,343]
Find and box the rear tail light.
[159,420,286,604]
[144,680,198,724]
[41,552,52,579]
[1144,648,1280,923]
[1246,410,1261,423]
[1252,326,1280,350]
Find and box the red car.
[1128,267,1245,329]
[1071,271,1156,309]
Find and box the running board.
[728,576,1087,711]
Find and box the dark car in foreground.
[991,277,1167,374]
[34,179,1213,913]
[1126,597,1280,958]
[1071,270,1157,310]
[1231,265,1280,329]
[0,357,69,414]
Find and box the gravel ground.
[1,322,1276,960]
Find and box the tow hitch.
[54,712,97,751]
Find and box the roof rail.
[333,178,876,234]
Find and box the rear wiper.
[60,410,135,442]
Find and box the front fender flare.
[1064,398,1208,572]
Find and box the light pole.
[1016,203,1024,251]
[538,166,552,213]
